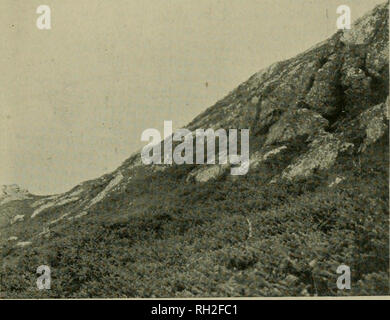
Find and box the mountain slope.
[1,2,389,297]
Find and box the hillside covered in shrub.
[0,2,389,297]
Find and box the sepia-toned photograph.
[0,0,389,300]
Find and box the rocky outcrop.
[31,194,79,218]
[48,212,72,225]
[0,185,32,205]
[186,163,230,183]
[265,109,328,145]
[341,2,389,47]
[0,2,388,300]
[0,2,388,248]
[184,3,387,183]
[358,101,388,152]
[10,214,24,224]
[281,133,353,180]
[86,172,124,208]
[186,144,290,183]
[304,53,343,118]
[250,145,288,170]
[139,2,388,185]
[262,146,288,161]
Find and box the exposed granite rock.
[304,54,343,118]
[187,143,290,182]
[281,133,353,180]
[31,195,80,219]
[340,2,389,46]
[123,2,388,185]
[10,214,24,225]
[341,62,372,110]
[186,163,230,183]
[48,212,72,225]
[250,146,288,169]
[0,185,32,205]
[38,227,50,238]
[86,172,124,209]
[358,101,388,152]
[265,108,328,145]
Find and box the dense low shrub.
[0,133,388,298]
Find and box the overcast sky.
[0,0,385,195]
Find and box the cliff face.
[0,2,389,298]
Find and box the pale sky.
[0,0,385,195]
